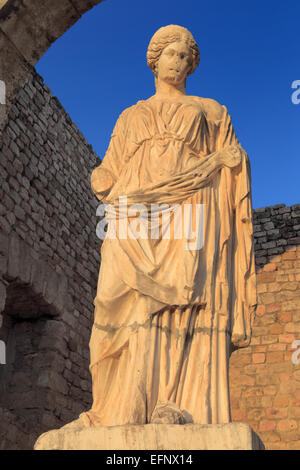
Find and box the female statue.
[70,25,256,427]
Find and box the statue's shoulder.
[118,102,139,119]
[192,96,228,121]
[117,100,146,122]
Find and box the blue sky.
[36,0,300,209]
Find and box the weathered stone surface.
[72,26,257,435]
[0,0,105,132]
[0,69,98,449]
[0,1,79,65]
[0,280,6,312]
[7,231,20,279]
[0,29,32,129]
[71,0,103,15]
[34,423,264,451]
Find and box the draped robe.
[82,96,257,426]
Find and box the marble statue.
[66,24,257,428]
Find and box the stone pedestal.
[34,422,264,450]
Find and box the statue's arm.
[216,102,257,348]
[91,110,128,201]
[202,99,256,347]
[216,103,239,149]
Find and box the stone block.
[54,274,68,313]
[30,257,47,297]
[17,241,33,284]
[34,422,264,450]
[42,269,56,304]
[0,280,6,312]
[0,233,8,277]
[7,231,20,280]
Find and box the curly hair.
[147,25,200,77]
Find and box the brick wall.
[230,204,300,450]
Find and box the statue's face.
[156,40,192,86]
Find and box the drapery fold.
[84,97,256,424]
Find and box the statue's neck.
[154,77,186,99]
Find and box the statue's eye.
[180,54,185,59]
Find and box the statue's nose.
[173,56,180,68]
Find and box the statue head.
[147,25,200,82]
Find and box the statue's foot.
[59,412,95,431]
[150,401,187,424]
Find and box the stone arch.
[0,231,71,315]
[0,0,104,132]
[0,232,73,449]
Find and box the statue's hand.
[231,333,250,348]
[193,145,243,182]
[215,144,243,168]
[91,166,116,201]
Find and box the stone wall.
[230,204,300,450]
[0,69,101,449]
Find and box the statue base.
[34,422,264,450]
